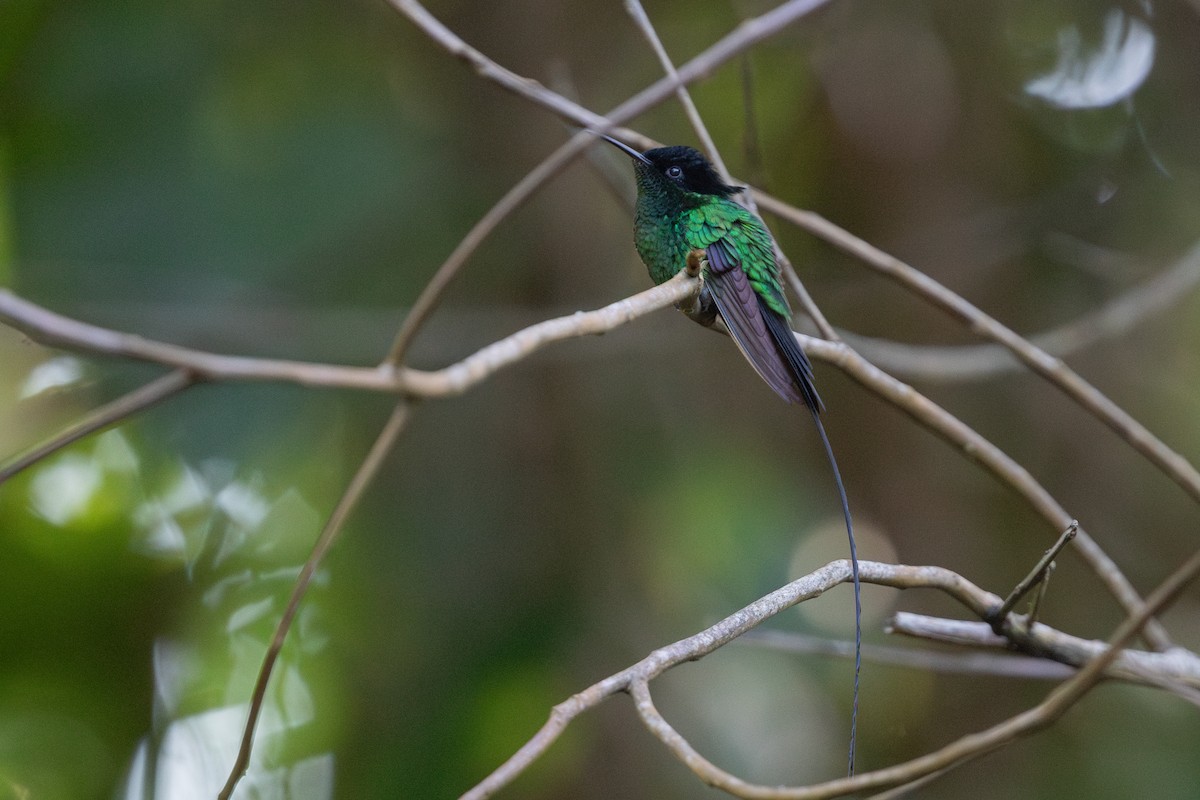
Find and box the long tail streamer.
[810,408,861,776]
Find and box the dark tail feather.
[759,302,860,772]
[811,402,861,776]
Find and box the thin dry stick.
[742,629,1077,680]
[888,612,1200,694]
[800,335,1171,650]
[1,279,1159,646]
[782,264,839,341]
[462,555,1198,799]
[460,561,965,800]
[0,274,700,399]
[990,521,1077,625]
[0,368,195,484]
[389,1,1199,511]
[874,547,1200,799]
[385,0,835,363]
[625,550,1200,799]
[624,0,726,176]
[843,238,1200,380]
[1028,562,1053,623]
[619,0,837,342]
[393,0,832,143]
[756,196,1200,506]
[864,767,954,800]
[381,133,591,366]
[218,401,413,800]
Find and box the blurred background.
[2,0,1199,797]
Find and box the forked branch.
[460,555,1200,799]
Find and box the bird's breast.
[633,210,690,285]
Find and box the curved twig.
[460,560,964,799]
[623,0,726,177]
[634,551,1200,798]
[461,555,1200,799]
[800,334,1170,651]
[0,368,195,485]
[741,629,1078,681]
[384,0,835,365]
[756,197,1200,506]
[842,233,1200,379]
[0,281,1162,647]
[389,0,1200,510]
[889,613,1200,692]
[218,401,413,800]
[842,237,1200,379]
[0,274,700,400]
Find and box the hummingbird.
[600,135,862,774]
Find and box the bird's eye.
[666,166,683,179]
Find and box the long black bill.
[595,132,653,165]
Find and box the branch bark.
[391,0,1200,510]
[218,401,414,800]
[889,612,1200,691]
[460,555,1200,799]
[0,273,700,399]
[383,0,835,364]
[755,198,1200,507]
[0,280,1166,649]
[0,368,195,485]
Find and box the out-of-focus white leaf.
[19,356,85,399]
[1025,10,1155,109]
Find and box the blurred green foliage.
[2,0,1199,798]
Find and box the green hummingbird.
[600,135,862,774]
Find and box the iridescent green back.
[630,173,790,319]
[681,200,791,319]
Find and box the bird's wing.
[760,289,823,413]
[703,235,823,413]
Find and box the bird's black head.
[642,146,743,197]
[598,135,743,198]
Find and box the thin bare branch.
[1026,543,1200,715]
[388,1,1200,510]
[218,401,413,800]
[757,197,1200,506]
[0,368,195,485]
[381,132,593,366]
[782,262,839,341]
[889,612,1200,691]
[461,560,939,800]
[742,630,1076,681]
[384,0,835,365]
[670,553,1200,798]
[466,555,1200,799]
[991,521,1077,626]
[842,237,1200,379]
[0,274,700,399]
[624,0,726,178]
[864,767,955,800]
[800,335,1171,651]
[1,280,1160,647]
[393,0,832,140]
[843,235,1200,379]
